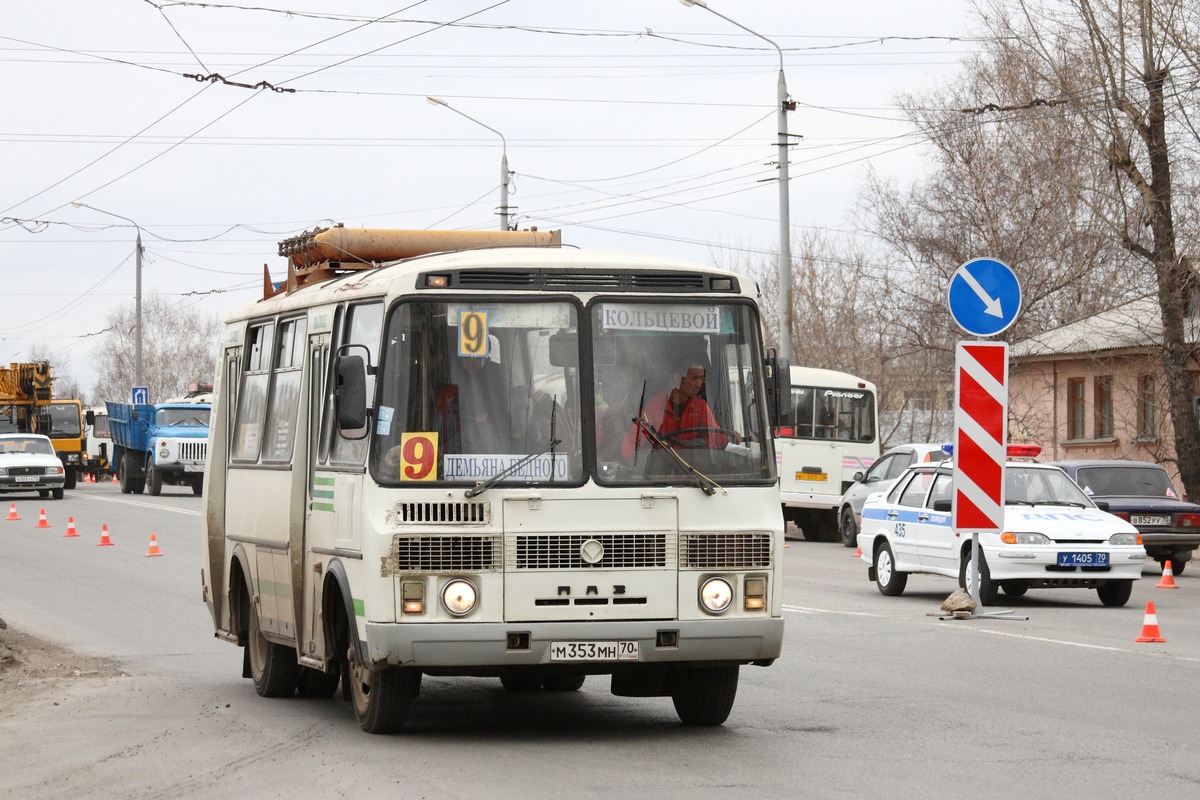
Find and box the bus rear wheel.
[248,605,299,698]
[348,649,419,734]
[671,665,739,726]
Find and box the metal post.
[71,201,144,389]
[680,0,793,364]
[427,96,512,231]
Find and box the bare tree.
[993,0,1200,496]
[91,295,219,404]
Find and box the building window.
[1094,375,1113,438]
[1067,377,1086,440]
[1137,374,1157,438]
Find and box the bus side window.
[329,302,383,466]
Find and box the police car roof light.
[1006,443,1042,458]
[940,442,954,456]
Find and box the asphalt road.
[2,482,1198,799]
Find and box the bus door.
[303,302,382,659]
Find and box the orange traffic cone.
[63,516,80,538]
[145,533,162,557]
[1156,561,1180,589]
[111,473,119,485]
[853,545,863,559]
[5,503,19,521]
[1135,600,1166,642]
[97,523,114,547]
[35,508,50,529]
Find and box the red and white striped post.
[953,342,1008,606]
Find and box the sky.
[1,1,979,396]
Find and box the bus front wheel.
[671,665,739,726]
[248,605,299,698]
[348,650,419,734]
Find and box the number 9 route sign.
[947,258,1022,338]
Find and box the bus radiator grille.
[388,535,501,574]
[680,532,773,569]
[391,501,492,525]
[511,533,669,570]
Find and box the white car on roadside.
[857,448,1146,606]
[0,433,66,500]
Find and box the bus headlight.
[440,579,478,617]
[699,577,733,614]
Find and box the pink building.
[1009,296,1199,496]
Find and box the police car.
[857,445,1146,606]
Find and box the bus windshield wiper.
[465,437,563,499]
[634,419,722,496]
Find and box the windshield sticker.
[375,405,394,436]
[445,453,568,481]
[458,310,489,357]
[399,432,439,481]
[600,304,721,333]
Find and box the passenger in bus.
[621,363,740,458]
[450,353,510,454]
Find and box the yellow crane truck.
[0,362,87,490]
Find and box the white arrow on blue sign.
[947,258,1022,337]
[131,386,149,405]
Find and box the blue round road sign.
[947,258,1022,337]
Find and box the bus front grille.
[680,532,773,569]
[512,533,669,570]
[389,535,501,573]
[392,501,491,525]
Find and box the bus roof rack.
[264,225,563,299]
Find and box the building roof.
[1011,296,1182,360]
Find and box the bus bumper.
[363,617,784,670]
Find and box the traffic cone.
[1156,561,1180,589]
[145,533,162,557]
[1135,600,1166,642]
[35,508,50,529]
[853,545,863,559]
[63,516,80,538]
[111,473,119,485]
[5,503,19,521]
[96,523,113,547]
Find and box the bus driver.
[621,363,740,459]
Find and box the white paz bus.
[201,227,785,733]
[775,366,879,543]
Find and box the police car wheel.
[874,543,907,596]
[1096,580,1133,607]
[964,551,999,605]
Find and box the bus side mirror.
[763,352,785,430]
[335,354,368,430]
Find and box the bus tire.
[296,665,341,698]
[671,665,738,726]
[349,654,418,734]
[147,461,163,496]
[543,674,586,692]
[248,605,299,698]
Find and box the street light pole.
[71,201,144,388]
[680,0,794,366]
[427,96,513,231]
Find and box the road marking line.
[77,495,200,516]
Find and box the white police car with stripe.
[857,445,1146,606]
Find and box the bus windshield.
[370,297,772,487]
[779,384,876,442]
